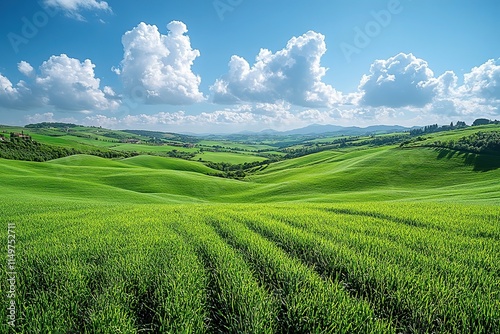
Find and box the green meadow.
[193,151,268,164]
[1,124,499,333]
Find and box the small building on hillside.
[11,132,31,140]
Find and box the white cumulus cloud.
[18,61,34,77]
[35,54,120,111]
[461,59,500,101]
[422,59,500,117]
[0,74,21,107]
[43,0,111,20]
[0,73,34,109]
[359,53,437,108]
[211,30,342,108]
[0,55,119,112]
[115,21,205,105]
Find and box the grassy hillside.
[246,146,500,203]
[1,123,499,333]
[2,142,498,204]
[48,155,136,168]
[120,155,217,174]
[0,157,253,203]
[194,151,268,164]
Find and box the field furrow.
[170,211,278,333]
[234,206,500,333]
[1,202,499,333]
[207,213,394,333]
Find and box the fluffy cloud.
[0,74,22,107]
[43,0,111,20]
[0,73,34,109]
[359,53,437,108]
[83,101,344,132]
[297,108,339,123]
[115,21,205,105]
[211,30,342,107]
[422,59,500,117]
[0,54,119,112]
[84,110,255,129]
[461,59,500,101]
[18,61,34,77]
[356,53,500,117]
[432,71,458,97]
[35,54,119,111]
[25,112,55,123]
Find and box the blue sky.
[0,0,499,133]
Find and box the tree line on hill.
[25,122,79,129]
[428,132,500,155]
[410,119,499,136]
[0,133,136,162]
[409,121,467,136]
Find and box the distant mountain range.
[231,124,415,137]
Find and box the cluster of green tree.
[283,144,337,159]
[204,158,280,179]
[399,136,426,147]
[410,121,467,136]
[197,145,283,160]
[472,118,500,126]
[355,134,409,147]
[208,170,247,180]
[205,160,271,172]
[164,150,197,160]
[0,136,136,162]
[429,131,500,154]
[25,122,78,129]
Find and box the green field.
[111,143,199,153]
[1,124,499,333]
[194,151,268,164]
[1,201,499,333]
[198,140,276,151]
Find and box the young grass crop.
[169,209,277,333]
[2,205,208,333]
[1,201,499,332]
[231,204,500,333]
[205,212,393,333]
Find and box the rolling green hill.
[120,155,217,174]
[1,123,499,333]
[48,155,135,168]
[194,151,268,164]
[2,141,498,204]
